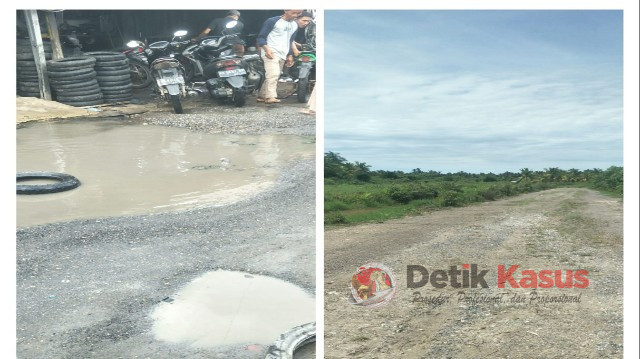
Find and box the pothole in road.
[150,270,315,349]
[16,119,313,227]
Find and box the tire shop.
[16,9,282,106]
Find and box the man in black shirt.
[193,10,245,55]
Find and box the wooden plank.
[44,11,64,60]
[23,10,52,101]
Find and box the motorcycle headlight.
[299,56,312,63]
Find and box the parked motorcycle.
[291,44,316,103]
[122,43,153,89]
[127,30,191,113]
[291,22,316,103]
[182,21,263,107]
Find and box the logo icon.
[348,263,397,308]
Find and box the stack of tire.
[47,56,104,107]
[86,52,133,104]
[16,38,52,98]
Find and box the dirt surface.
[16,98,315,358]
[324,188,623,358]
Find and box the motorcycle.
[127,30,191,113]
[290,44,316,103]
[122,43,153,89]
[291,22,316,103]
[182,21,263,107]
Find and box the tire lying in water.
[17,172,81,195]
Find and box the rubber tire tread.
[47,67,96,78]
[16,61,37,68]
[60,99,105,107]
[49,72,98,84]
[16,172,80,195]
[56,93,103,102]
[95,59,128,67]
[95,69,130,76]
[98,79,131,87]
[95,65,129,71]
[102,93,132,99]
[104,98,131,103]
[84,51,126,62]
[96,74,131,82]
[47,56,96,69]
[50,79,100,90]
[100,83,133,91]
[54,86,102,97]
[47,64,95,73]
[17,53,52,60]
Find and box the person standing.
[256,10,303,104]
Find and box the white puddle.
[16,119,313,227]
[150,270,315,348]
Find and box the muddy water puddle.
[17,119,313,227]
[151,270,315,348]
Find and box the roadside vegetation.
[324,152,623,225]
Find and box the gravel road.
[324,188,623,358]
[16,99,316,358]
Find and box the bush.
[325,212,348,225]
[387,186,412,204]
[442,191,463,207]
[479,187,499,201]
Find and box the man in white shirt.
[256,10,303,103]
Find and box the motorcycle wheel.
[297,76,311,103]
[170,94,183,114]
[232,88,246,107]
[129,60,153,89]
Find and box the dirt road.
[16,103,315,358]
[324,188,623,358]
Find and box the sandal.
[265,98,281,104]
[256,97,266,102]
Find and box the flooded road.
[17,119,313,227]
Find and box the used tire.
[102,92,132,99]
[49,72,98,84]
[100,83,133,91]
[16,61,37,68]
[264,322,316,359]
[47,56,96,70]
[95,69,130,77]
[95,64,129,72]
[103,97,132,103]
[96,74,131,82]
[98,79,132,87]
[54,86,101,97]
[56,93,103,102]
[17,172,80,195]
[47,67,96,78]
[84,51,126,62]
[17,52,52,60]
[95,59,128,67]
[61,99,105,107]
[51,79,100,90]
[129,60,153,89]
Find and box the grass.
[325,179,560,226]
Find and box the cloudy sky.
[325,10,623,173]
